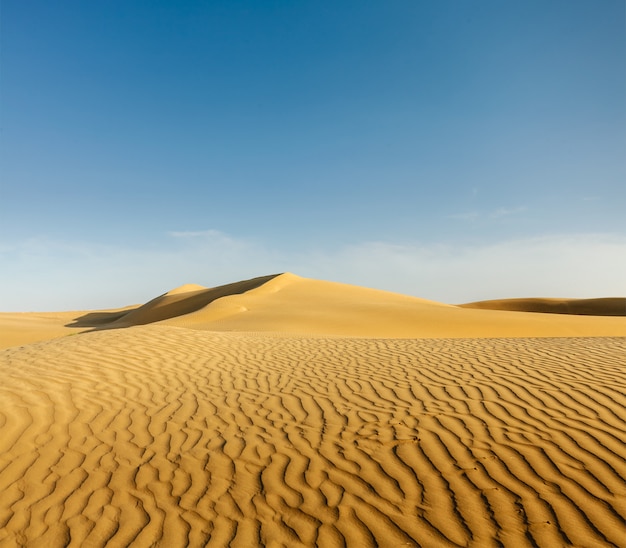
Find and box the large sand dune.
[3,273,624,349]
[1,274,625,546]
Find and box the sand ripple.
[1,328,625,547]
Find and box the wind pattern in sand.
[1,327,625,547]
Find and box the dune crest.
[164,283,208,295]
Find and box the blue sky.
[1,0,625,310]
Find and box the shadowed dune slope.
[1,328,625,547]
[460,297,626,316]
[110,274,281,327]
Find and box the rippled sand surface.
[1,326,625,547]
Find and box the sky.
[1,0,625,310]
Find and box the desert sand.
[0,273,625,547]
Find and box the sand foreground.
[1,274,625,547]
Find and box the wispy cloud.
[447,211,480,222]
[448,206,527,221]
[490,206,526,218]
[1,231,625,310]
[169,229,230,239]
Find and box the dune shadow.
[65,309,138,329]
[64,273,283,332]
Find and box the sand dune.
[461,297,626,316]
[1,274,625,546]
[155,274,626,337]
[1,274,624,349]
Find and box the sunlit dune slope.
[460,297,626,316]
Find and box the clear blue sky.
[1,0,625,310]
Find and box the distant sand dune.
[1,328,624,546]
[460,297,626,316]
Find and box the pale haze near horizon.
[1,0,624,311]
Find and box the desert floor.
[1,274,625,547]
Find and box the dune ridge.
[110,274,281,328]
[0,327,624,546]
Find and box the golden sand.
[1,274,625,547]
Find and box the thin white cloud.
[490,206,526,218]
[448,206,527,221]
[447,211,480,221]
[0,232,625,310]
[169,229,229,239]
